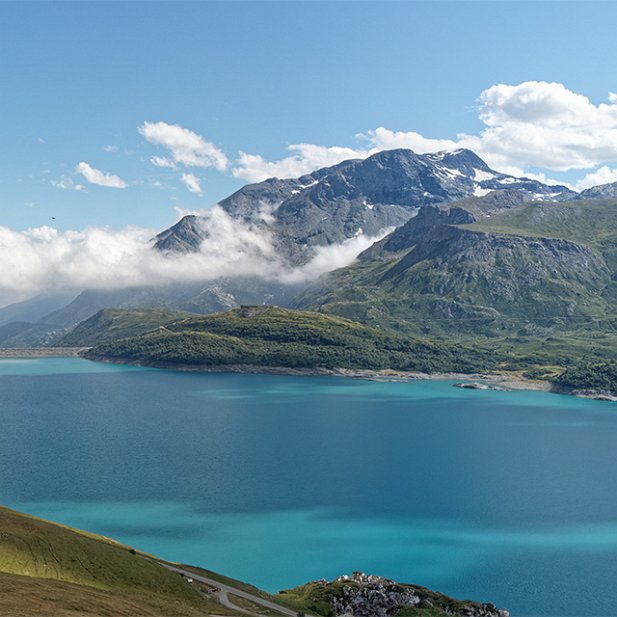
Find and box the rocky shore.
[294,572,509,617]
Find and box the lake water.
[2,358,617,616]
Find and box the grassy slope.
[0,506,239,616]
[59,307,195,347]
[81,305,503,373]
[465,197,617,272]
[464,198,617,247]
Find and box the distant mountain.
[154,148,575,263]
[0,293,76,327]
[38,279,302,328]
[577,180,617,200]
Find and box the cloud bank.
[0,210,384,306]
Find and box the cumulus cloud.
[362,127,457,154]
[459,81,617,172]
[233,144,373,183]
[181,173,202,194]
[0,209,269,302]
[0,210,389,306]
[229,82,617,186]
[76,162,127,188]
[139,121,228,170]
[575,166,617,190]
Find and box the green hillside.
[79,306,501,373]
[0,506,235,616]
[294,198,617,343]
[466,198,617,248]
[59,307,195,347]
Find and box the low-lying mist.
[0,207,389,308]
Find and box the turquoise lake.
[2,357,617,616]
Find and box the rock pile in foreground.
[323,572,509,617]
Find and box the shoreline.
[0,347,90,358]
[10,350,611,402]
[84,353,563,392]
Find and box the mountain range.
[3,147,617,349]
[154,148,575,262]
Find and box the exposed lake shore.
[82,352,540,386]
[6,349,611,402]
[83,352,617,401]
[0,347,90,358]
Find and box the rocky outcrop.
[359,205,476,262]
[315,572,509,617]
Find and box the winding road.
[156,561,314,617]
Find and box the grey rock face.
[154,148,576,263]
[154,215,206,253]
[323,572,508,617]
[359,205,476,262]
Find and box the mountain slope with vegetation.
[294,196,617,341]
[77,306,502,373]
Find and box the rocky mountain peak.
[154,148,577,262]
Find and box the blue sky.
[2,1,617,232]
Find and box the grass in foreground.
[0,506,236,616]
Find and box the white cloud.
[103,144,118,153]
[150,155,178,169]
[76,162,127,189]
[229,82,617,188]
[0,209,391,305]
[51,177,85,192]
[181,173,202,194]
[362,127,457,154]
[457,81,617,172]
[575,166,617,190]
[139,121,228,170]
[0,209,271,303]
[233,144,372,183]
[281,229,393,284]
